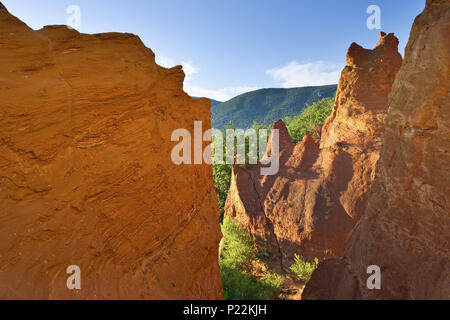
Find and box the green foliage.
[212,91,334,299]
[212,122,267,222]
[285,97,334,144]
[212,95,335,222]
[220,267,283,300]
[211,122,233,222]
[220,218,255,269]
[289,254,319,281]
[212,85,337,129]
[212,164,232,222]
[263,272,283,291]
[220,218,283,300]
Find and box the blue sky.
[3,0,425,101]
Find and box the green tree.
[287,97,334,144]
[220,218,283,300]
[212,121,270,222]
[289,254,319,281]
[212,163,231,222]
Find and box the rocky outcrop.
[303,0,450,300]
[225,33,402,269]
[0,2,7,12]
[0,10,222,299]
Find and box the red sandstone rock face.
[303,0,450,300]
[225,33,402,269]
[0,10,223,299]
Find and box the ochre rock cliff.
[225,32,402,269]
[0,9,223,299]
[303,0,450,300]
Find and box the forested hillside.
[211,85,337,129]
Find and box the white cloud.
[155,56,198,80]
[266,61,341,88]
[183,84,260,102]
[155,54,257,101]
[180,61,198,81]
[155,55,176,68]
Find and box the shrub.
[220,218,255,270]
[220,265,282,300]
[219,218,283,300]
[212,163,232,222]
[212,121,265,222]
[289,254,319,281]
[262,272,283,293]
[286,97,334,144]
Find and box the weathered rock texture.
[225,33,402,269]
[0,9,223,299]
[303,0,450,300]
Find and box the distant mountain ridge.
[192,97,222,108]
[211,85,337,129]
[210,98,222,108]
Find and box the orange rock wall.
[0,10,223,299]
[303,0,450,299]
[225,33,402,268]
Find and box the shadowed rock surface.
[0,10,223,299]
[225,32,402,269]
[303,0,450,300]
